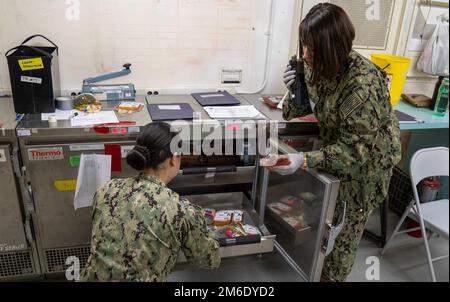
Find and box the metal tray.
[178,192,276,261]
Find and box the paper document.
[204,105,261,119]
[74,154,112,210]
[41,110,81,121]
[71,111,119,127]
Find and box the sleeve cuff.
[305,150,325,168]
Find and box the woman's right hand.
[260,153,304,176]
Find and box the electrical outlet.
[221,69,242,85]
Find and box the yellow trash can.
[371,54,412,105]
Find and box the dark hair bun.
[126,146,150,171]
[128,122,178,171]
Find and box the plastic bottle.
[433,78,449,117]
[431,76,444,109]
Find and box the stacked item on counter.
[266,192,318,232]
[203,209,262,247]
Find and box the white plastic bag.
[417,17,449,76]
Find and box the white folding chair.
[382,147,449,282]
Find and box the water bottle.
[433,78,449,116]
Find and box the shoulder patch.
[340,91,364,118]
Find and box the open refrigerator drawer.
[257,140,341,282]
[179,192,275,261]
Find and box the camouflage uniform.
[80,173,221,282]
[283,50,402,282]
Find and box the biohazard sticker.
[28,148,64,161]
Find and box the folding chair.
[382,147,449,282]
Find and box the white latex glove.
[261,153,304,176]
[283,65,297,90]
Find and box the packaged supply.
[231,210,244,224]
[269,202,295,214]
[213,211,233,226]
[203,208,216,225]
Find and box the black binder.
[147,103,194,121]
[395,110,418,123]
[192,91,240,106]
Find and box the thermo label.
[28,147,64,161]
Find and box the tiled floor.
[347,209,449,282]
[38,209,450,282]
[170,209,449,282]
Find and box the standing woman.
[271,3,402,282]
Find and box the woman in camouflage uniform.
[271,3,402,281]
[81,122,221,282]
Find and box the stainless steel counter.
[16,97,151,140]
[242,94,319,136]
[0,98,19,138]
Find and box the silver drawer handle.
[323,202,346,256]
[24,217,34,245]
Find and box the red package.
[274,157,291,167]
[280,196,299,206]
[262,97,281,109]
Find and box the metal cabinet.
[20,140,138,274]
[0,99,40,280]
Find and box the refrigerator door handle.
[19,166,36,215]
[11,147,22,178]
[24,215,35,245]
[323,201,346,256]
